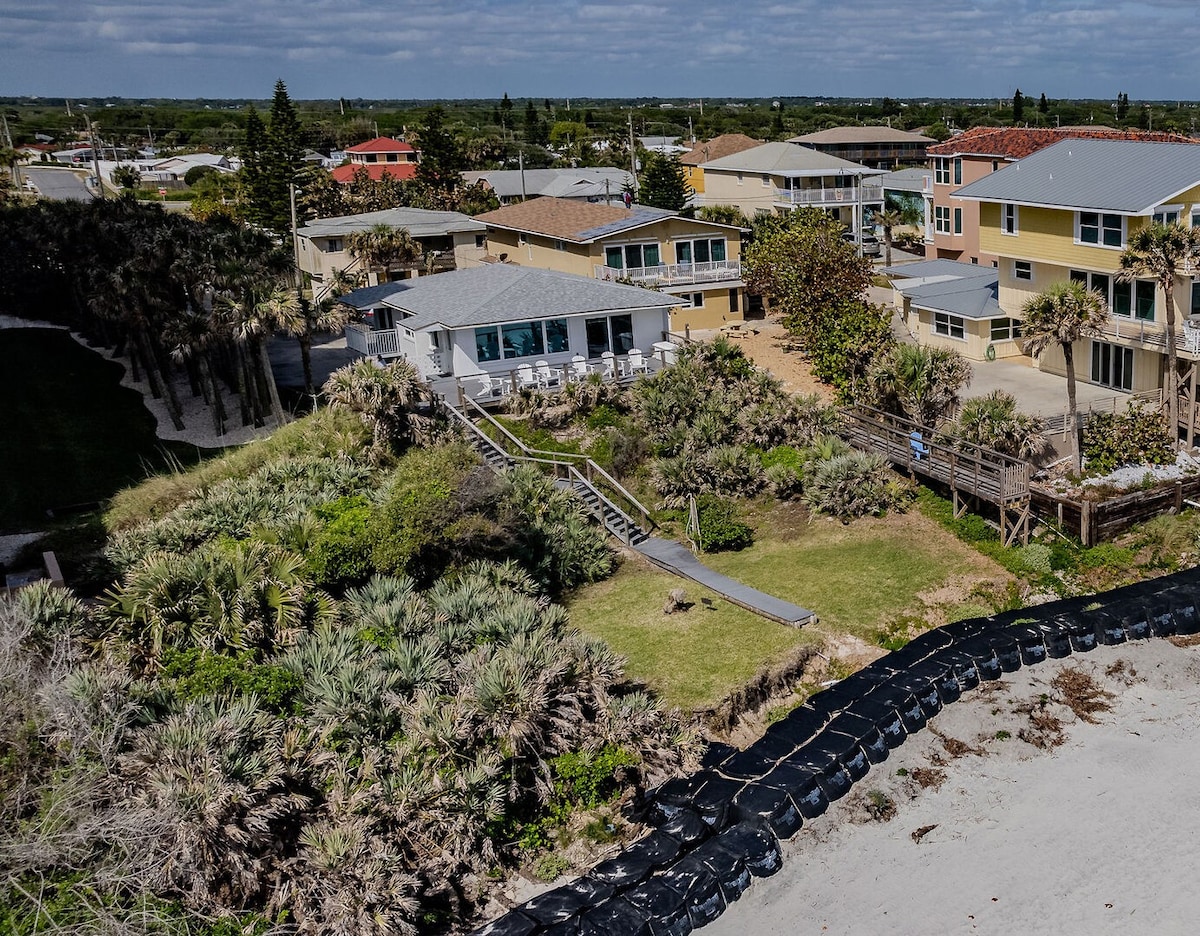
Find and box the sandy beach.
[704,640,1200,936]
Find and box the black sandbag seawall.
[471,566,1200,935]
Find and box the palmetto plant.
[867,342,972,427]
[323,357,438,455]
[945,390,1049,461]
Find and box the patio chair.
[626,348,651,375]
[570,355,589,380]
[600,350,616,379]
[535,359,562,388]
[516,362,539,390]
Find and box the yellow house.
[472,197,748,331]
[678,133,763,198]
[883,260,1023,362]
[953,138,1200,396]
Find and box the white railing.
[775,183,884,206]
[593,259,742,286]
[1099,316,1200,355]
[345,323,400,358]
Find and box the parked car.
[841,229,881,258]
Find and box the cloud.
[0,0,1198,99]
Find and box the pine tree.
[265,80,305,234]
[414,105,466,197]
[1116,92,1129,121]
[1038,93,1049,114]
[499,92,513,129]
[240,106,273,229]
[524,100,547,147]
[1012,88,1025,123]
[638,153,693,212]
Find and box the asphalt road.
[23,167,95,202]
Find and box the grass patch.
[701,508,991,640]
[567,560,816,711]
[0,329,210,532]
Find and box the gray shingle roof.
[951,138,1200,214]
[883,260,1001,320]
[337,282,409,310]
[298,206,485,240]
[463,167,633,201]
[701,141,886,177]
[380,265,682,330]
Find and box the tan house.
[925,126,1196,267]
[296,206,487,302]
[883,260,1019,362]
[697,142,884,229]
[789,126,934,170]
[473,197,748,331]
[678,134,762,199]
[953,138,1200,397]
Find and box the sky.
[3,0,1200,102]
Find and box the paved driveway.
[23,167,95,202]
[966,356,1130,417]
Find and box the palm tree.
[945,390,1048,461]
[272,295,352,397]
[1021,280,1109,472]
[346,224,423,286]
[867,342,972,427]
[875,207,904,268]
[322,357,436,454]
[1118,221,1200,437]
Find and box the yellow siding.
[1036,341,1163,394]
[909,305,1024,362]
[685,165,705,194]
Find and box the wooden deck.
[840,406,1033,546]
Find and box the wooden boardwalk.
[840,406,1033,546]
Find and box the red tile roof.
[928,126,1197,160]
[330,163,419,184]
[345,136,417,154]
[679,133,763,166]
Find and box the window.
[1152,207,1180,226]
[475,327,501,362]
[605,242,661,271]
[1077,211,1123,247]
[935,205,951,234]
[675,237,727,265]
[545,319,569,353]
[953,207,962,235]
[1113,280,1132,317]
[990,318,1023,341]
[934,158,950,185]
[475,234,487,249]
[1193,280,1200,318]
[736,172,744,186]
[1135,280,1156,321]
[1193,210,1200,229]
[1014,260,1032,281]
[685,293,704,308]
[953,158,962,186]
[554,239,566,251]
[1002,203,1018,235]
[1092,341,1133,391]
[992,160,1000,172]
[502,321,545,359]
[325,238,344,252]
[761,173,771,187]
[933,312,965,339]
[584,314,634,356]
[585,317,610,357]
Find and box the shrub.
[585,404,624,431]
[160,648,304,713]
[307,496,377,590]
[1082,404,1174,474]
[551,745,638,809]
[696,495,755,552]
[804,453,912,519]
[184,164,220,187]
[1016,543,1053,576]
[764,463,804,499]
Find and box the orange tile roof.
[476,196,672,242]
[679,133,764,166]
[928,126,1197,160]
[345,136,417,154]
[330,163,419,184]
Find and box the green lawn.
[567,560,818,711]
[0,328,209,532]
[702,508,1001,640]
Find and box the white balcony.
[593,259,742,287]
[775,183,884,206]
[346,322,400,358]
[1097,316,1200,356]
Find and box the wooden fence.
[1031,476,1200,546]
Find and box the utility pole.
[519,148,527,201]
[1,114,20,188]
[688,116,694,144]
[628,111,638,197]
[289,182,303,295]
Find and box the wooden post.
[1176,480,1184,515]
[1189,364,1198,449]
[1080,500,1092,547]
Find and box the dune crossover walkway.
[442,397,816,627]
